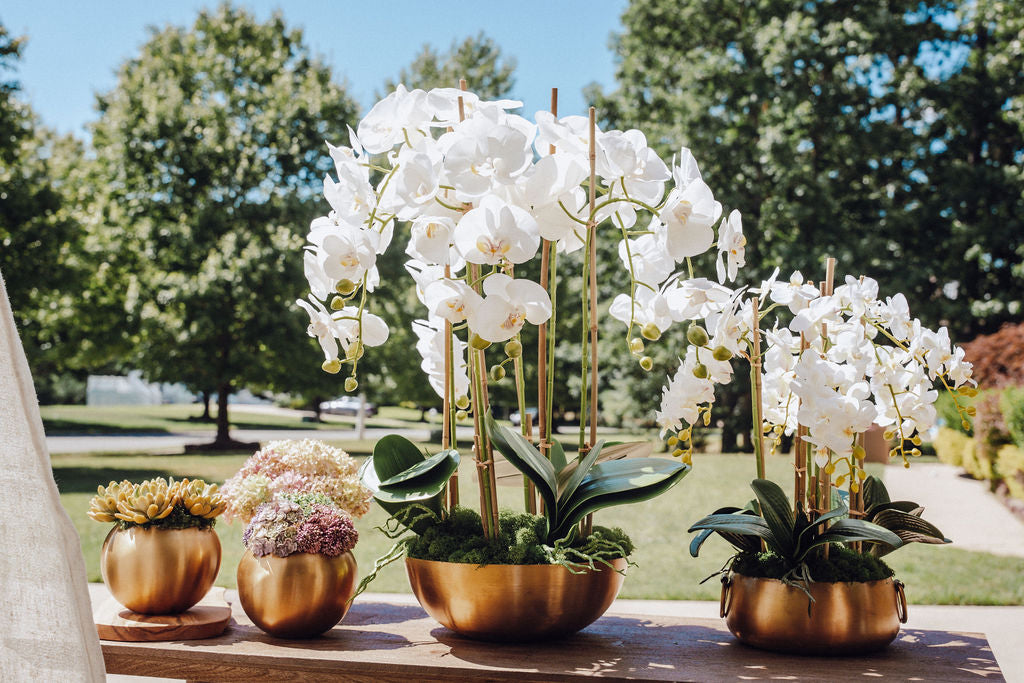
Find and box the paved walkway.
[883,462,1024,557]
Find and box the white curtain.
[0,270,106,681]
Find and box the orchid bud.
[672,448,685,457]
[504,340,522,358]
[852,445,866,460]
[824,462,835,475]
[910,448,921,456]
[961,420,971,431]
[639,356,654,371]
[344,377,358,392]
[667,435,679,447]
[322,359,341,374]
[330,296,345,310]
[910,434,922,446]
[489,365,506,382]
[966,406,977,416]
[686,325,709,346]
[469,333,491,350]
[336,279,356,295]
[883,429,896,441]
[455,395,470,410]
[641,323,661,341]
[702,410,711,426]
[456,410,468,421]
[629,338,645,355]
[693,363,708,379]
[850,481,860,493]
[346,342,364,360]
[712,346,733,361]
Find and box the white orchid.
[297,297,341,362]
[412,318,470,399]
[356,84,432,154]
[424,278,481,324]
[654,178,722,261]
[619,234,674,288]
[405,216,457,267]
[444,108,533,201]
[656,352,716,435]
[466,273,552,343]
[609,287,674,337]
[716,209,745,283]
[454,196,540,265]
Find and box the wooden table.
[98,592,1005,682]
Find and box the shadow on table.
[427,615,1005,681]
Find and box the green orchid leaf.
[556,440,605,500]
[688,507,761,557]
[751,478,796,559]
[794,501,849,557]
[553,458,689,540]
[862,475,890,509]
[688,512,775,556]
[798,519,902,562]
[548,438,568,471]
[485,413,557,522]
[866,500,923,517]
[378,449,460,490]
[871,508,950,545]
[371,434,428,481]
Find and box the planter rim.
[405,555,629,569]
[729,570,898,588]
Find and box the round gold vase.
[236,550,357,638]
[721,573,907,655]
[405,557,627,641]
[101,525,221,615]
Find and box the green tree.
[382,32,517,99]
[88,4,359,445]
[589,0,1023,449]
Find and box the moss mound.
[406,507,634,565]
[732,547,894,583]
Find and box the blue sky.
[2,1,628,137]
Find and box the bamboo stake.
[819,260,836,559]
[794,331,808,515]
[587,106,599,450]
[537,88,557,465]
[751,296,766,481]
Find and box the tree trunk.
[201,391,212,421]
[313,397,323,423]
[215,381,231,445]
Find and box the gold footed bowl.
[406,556,627,641]
[236,550,357,638]
[101,525,221,615]
[722,573,908,655]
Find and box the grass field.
[54,448,1024,605]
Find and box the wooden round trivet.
[95,595,231,642]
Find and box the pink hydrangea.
[296,504,358,557]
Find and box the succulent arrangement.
[242,493,358,559]
[88,477,225,529]
[221,439,372,523]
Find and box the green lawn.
[40,403,436,435]
[54,449,1024,605]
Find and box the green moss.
[406,507,633,565]
[732,547,894,583]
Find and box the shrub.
[933,427,970,468]
[936,391,973,436]
[996,445,1024,503]
[1002,387,1024,450]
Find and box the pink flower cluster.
[243,498,358,558]
[221,439,371,523]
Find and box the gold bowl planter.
[405,557,627,641]
[721,573,908,655]
[236,550,357,638]
[101,525,221,615]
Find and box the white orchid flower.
[334,305,390,350]
[296,297,340,361]
[533,111,595,159]
[404,259,446,305]
[466,273,552,343]
[619,234,674,288]
[303,250,332,301]
[609,287,674,335]
[383,147,441,220]
[716,209,745,283]
[444,109,533,200]
[655,178,722,261]
[769,270,820,314]
[406,216,460,267]
[308,222,378,283]
[656,352,717,433]
[356,84,432,154]
[596,129,670,206]
[412,318,471,399]
[427,87,522,128]
[424,279,482,324]
[454,196,540,265]
[663,277,734,322]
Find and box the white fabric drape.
[0,270,106,681]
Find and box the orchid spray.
[298,82,743,542]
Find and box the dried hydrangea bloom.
[221,439,371,523]
[296,504,358,557]
[243,498,305,558]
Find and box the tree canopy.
[88,4,359,442]
[382,32,517,100]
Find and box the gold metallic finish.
[722,573,903,655]
[405,557,626,641]
[236,550,357,638]
[101,526,221,615]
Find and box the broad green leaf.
[751,479,796,559]
[553,458,689,540]
[688,513,776,556]
[600,441,654,460]
[871,509,950,546]
[866,500,922,517]
[797,519,902,562]
[485,413,557,520]
[795,501,849,557]
[862,475,890,509]
[548,439,568,471]
[556,440,605,500]
[688,507,761,557]
[378,449,460,491]
[371,434,428,481]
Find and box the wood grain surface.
[95,587,231,642]
[98,592,1005,682]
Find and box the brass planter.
[406,557,626,641]
[101,525,221,615]
[236,550,357,638]
[721,573,908,655]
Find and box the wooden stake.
[587,106,599,450]
[537,88,557,463]
[751,296,766,481]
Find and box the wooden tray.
[95,587,231,642]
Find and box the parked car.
[319,395,377,417]
[509,407,539,427]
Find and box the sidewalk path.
[884,462,1024,558]
[48,427,430,455]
